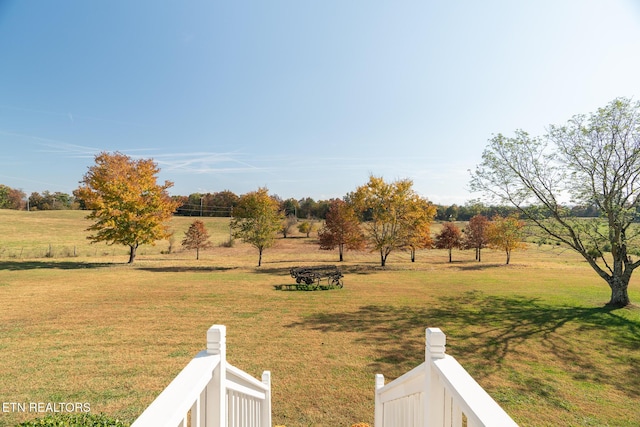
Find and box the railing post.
[374,374,385,427]
[425,328,446,427]
[262,371,272,427]
[206,325,227,427]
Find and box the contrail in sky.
[0,104,140,126]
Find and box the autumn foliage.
[487,215,526,264]
[434,222,462,262]
[0,184,26,210]
[349,176,435,266]
[403,196,436,262]
[75,152,180,263]
[297,220,315,237]
[182,220,213,260]
[463,214,490,262]
[318,199,365,261]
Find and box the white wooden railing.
[375,328,518,427]
[132,325,517,427]
[132,325,271,427]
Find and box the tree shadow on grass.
[0,260,113,271]
[253,266,293,275]
[137,266,237,273]
[255,264,381,277]
[456,263,508,271]
[286,291,640,397]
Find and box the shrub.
[219,237,235,248]
[15,413,130,427]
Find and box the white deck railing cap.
[426,327,446,359]
[207,324,226,355]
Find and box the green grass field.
[0,210,639,426]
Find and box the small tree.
[182,220,213,260]
[487,215,526,265]
[230,188,283,267]
[463,214,490,262]
[404,197,437,262]
[76,152,180,263]
[281,214,297,238]
[434,222,462,262]
[318,199,365,261]
[297,221,315,237]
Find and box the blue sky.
[1,1,640,204]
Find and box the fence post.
[425,328,446,427]
[206,325,227,427]
[262,371,272,427]
[374,374,385,427]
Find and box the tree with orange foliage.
[487,215,526,264]
[404,197,436,262]
[0,184,25,210]
[350,176,434,267]
[76,152,180,263]
[463,214,490,262]
[182,220,213,260]
[434,222,462,263]
[318,199,365,261]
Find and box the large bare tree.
[471,98,640,307]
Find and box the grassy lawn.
[0,210,639,426]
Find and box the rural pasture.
[0,210,639,426]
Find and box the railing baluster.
[443,389,452,426]
[189,397,198,427]
[198,388,206,427]
[452,397,462,427]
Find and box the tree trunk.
[448,248,452,263]
[128,245,137,264]
[258,247,263,267]
[196,247,200,260]
[607,276,630,307]
[505,250,510,265]
[478,248,482,262]
[411,248,416,262]
[380,250,386,267]
[339,244,344,262]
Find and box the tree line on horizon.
[0,183,604,221]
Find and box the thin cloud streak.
[156,152,447,177]
[0,104,141,126]
[153,151,405,179]
[0,174,59,187]
[37,142,101,158]
[153,152,269,175]
[0,131,101,160]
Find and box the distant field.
[0,210,639,426]
[0,210,233,259]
